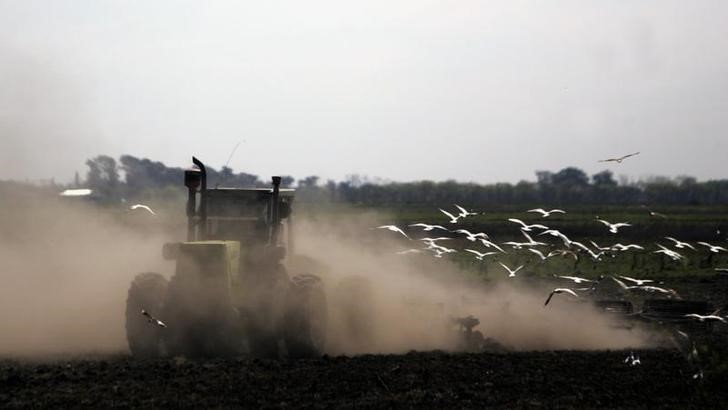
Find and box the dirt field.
[1,349,724,408]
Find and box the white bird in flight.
[664,237,696,250]
[426,242,458,254]
[544,288,579,306]
[570,241,591,253]
[556,275,596,285]
[141,309,167,328]
[684,313,727,324]
[596,218,631,234]
[439,208,461,224]
[507,218,549,232]
[616,275,654,286]
[612,277,679,297]
[420,237,451,244]
[408,223,449,232]
[611,243,644,251]
[376,225,410,239]
[528,248,551,261]
[498,262,524,277]
[540,229,572,247]
[589,240,612,252]
[454,229,489,242]
[130,204,156,215]
[478,238,506,253]
[520,230,547,247]
[599,152,640,164]
[527,208,566,218]
[396,249,424,255]
[454,204,478,218]
[654,244,684,261]
[697,242,727,253]
[465,249,498,260]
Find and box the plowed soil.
[1,349,724,408]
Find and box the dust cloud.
[0,193,177,356]
[293,211,655,355]
[0,193,654,357]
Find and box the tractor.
[125,157,327,358]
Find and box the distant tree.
[86,155,120,200]
[592,170,617,187]
[281,176,295,188]
[298,176,320,188]
[552,167,589,187]
[535,171,553,186]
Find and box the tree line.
[79,155,728,206]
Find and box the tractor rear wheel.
[126,272,168,358]
[284,274,327,358]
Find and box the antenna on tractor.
[216,141,242,188]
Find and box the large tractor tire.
[161,273,242,358]
[126,272,168,358]
[244,263,291,359]
[284,274,327,358]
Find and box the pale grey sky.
[1,1,727,184]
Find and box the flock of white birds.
[376,204,728,321]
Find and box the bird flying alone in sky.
[599,152,640,163]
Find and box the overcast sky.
[1,1,727,184]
